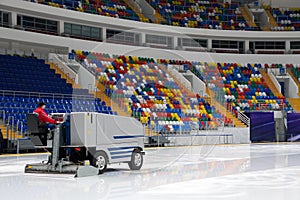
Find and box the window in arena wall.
[0,11,9,27]
[212,40,239,49]
[106,29,139,45]
[107,29,122,39]
[71,24,81,36]
[253,41,285,50]
[291,41,300,50]
[179,38,208,48]
[64,23,102,40]
[64,23,71,34]
[91,28,100,39]
[145,34,172,47]
[82,26,91,37]
[17,15,58,33]
[47,20,58,33]
[35,18,46,31]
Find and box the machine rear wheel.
[128,150,143,170]
[92,151,108,174]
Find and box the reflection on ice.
[0,144,300,200]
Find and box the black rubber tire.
[92,151,108,174]
[128,150,143,170]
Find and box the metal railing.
[6,116,15,149]
[54,55,81,72]
[16,120,24,138]
[110,92,228,134]
[237,111,250,126]
[0,89,95,101]
[0,110,5,123]
[48,59,77,83]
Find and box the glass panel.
[22,16,34,28]
[71,24,81,36]
[17,15,21,25]
[64,23,72,34]
[82,26,91,37]
[91,27,100,39]
[146,34,167,45]
[35,18,46,30]
[3,13,9,24]
[291,41,300,49]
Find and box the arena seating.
[290,64,300,81]
[159,59,293,116]
[0,55,74,94]
[146,0,252,30]
[38,0,140,21]
[0,54,115,134]
[196,62,292,114]
[74,50,233,133]
[32,1,299,32]
[269,7,300,31]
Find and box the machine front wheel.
[128,150,143,170]
[92,151,108,174]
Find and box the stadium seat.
[74,50,232,134]
[0,55,116,135]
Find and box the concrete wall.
[0,0,299,55]
[77,66,96,91]
[167,65,192,91]
[268,69,282,93]
[183,71,206,96]
[135,0,156,20]
[288,76,299,98]
[277,75,299,98]
[166,127,250,146]
[1,27,300,66]
[268,68,298,98]
[261,0,300,8]
[49,53,78,84]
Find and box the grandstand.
[0,0,299,54]
[147,0,253,30]
[192,61,292,113]
[0,0,300,199]
[32,0,299,32]
[0,0,298,144]
[75,50,234,133]
[269,7,300,31]
[0,54,115,143]
[40,0,141,21]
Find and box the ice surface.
[1,144,300,200]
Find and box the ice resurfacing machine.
[25,112,145,177]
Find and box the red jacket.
[33,107,56,124]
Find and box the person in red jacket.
[34,102,57,126]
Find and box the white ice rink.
[1,144,300,200]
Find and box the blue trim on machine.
[108,146,138,151]
[110,150,133,155]
[113,135,144,139]
[111,155,132,159]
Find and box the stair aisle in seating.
[96,81,130,117]
[123,0,149,22]
[287,69,300,96]
[240,6,257,27]
[47,62,81,89]
[207,89,246,127]
[259,69,282,97]
[287,98,300,112]
[265,9,279,27]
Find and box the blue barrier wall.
[250,112,275,142]
[287,113,300,142]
